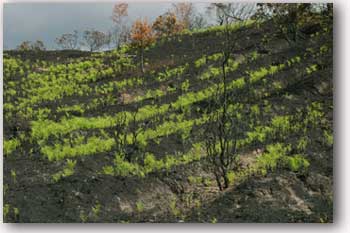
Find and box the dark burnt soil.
[5,147,332,223]
[4,50,93,63]
[184,170,333,223]
[4,133,333,223]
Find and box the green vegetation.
[4,139,20,156]
[136,200,145,213]
[284,155,310,172]
[41,136,115,161]
[52,159,77,182]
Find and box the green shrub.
[256,143,291,172]
[11,170,17,183]
[102,166,114,175]
[42,136,115,161]
[227,171,235,185]
[284,155,310,172]
[188,176,202,184]
[52,159,77,182]
[143,153,163,174]
[181,79,190,92]
[92,203,101,218]
[297,137,308,152]
[323,130,333,147]
[3,204,10,219]
[4,139,20,156]
[136,200,144,213]
[113,153,144,177]
[170,198,180,217]
[195,57,206,68]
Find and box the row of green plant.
[16,46,264,125]
[234,143,310,181]
[102,139,311,181]
[41,136,115,161]
[39,100,246,161]
[39,108,207,160]
[14,34,319,126]
[47,52,247,118]
[238,102,328,150]
[31,51,301,142]
[102,96,329,180]
[38,95,320,162]
[7,49,224,124]
[49,50,237,114]
[3,34,328,123]
[4,49,134,122]
[23,44,326,167]
[34,59,309,165]
[42,92,330,182]
[3,56,52,81]
[33,51,320,166]
[102,143,204,177]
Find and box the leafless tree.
[114,112,128,157]
[207,3,255,25]
[82,30,108,52]
[171,2,195,29]
[55,30,79,50]
[111,3,129,48]
[16,41,32,51]
[105,31,113,50]
[113,106,147,163]
[31,40,46,51]
[252,3,330,46]
[17,40,46,51]
[191,13,207,30]
[204,3,254,191]
[113,24,131,47]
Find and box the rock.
[306,173,331,193]
[119,200,133,214]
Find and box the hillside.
[3,18,333,223]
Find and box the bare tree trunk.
[222,168,229,189]
[215,173,223,191]
[140,47,144,74]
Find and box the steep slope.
[3,19,332,222]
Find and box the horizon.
[3,2,211,50]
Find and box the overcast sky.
[3,2,211,50]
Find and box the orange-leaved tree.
[152,12,184,37]
[130,18,155,74]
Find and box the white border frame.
[1,1,349,232]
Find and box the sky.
[3,2,211,50]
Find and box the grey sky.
[4,2,211,50]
